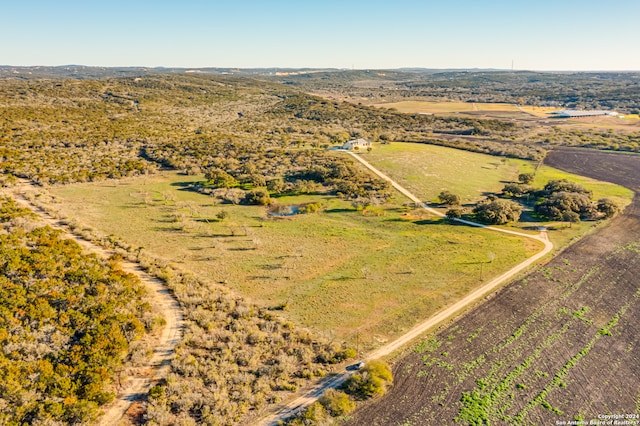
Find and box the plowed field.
[348,148,640,425]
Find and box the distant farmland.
[373,100,521,114]
[348,148,640,425]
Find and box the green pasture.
[48,172,539,350]
[363,142,527,204]
[361,142,633,247]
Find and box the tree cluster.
[496,178,622,224]
[534,179,619,222]
[438,191,461,206]
[182,144,392,206]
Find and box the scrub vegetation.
[0,197,149,425]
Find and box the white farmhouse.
[342,138,371,150]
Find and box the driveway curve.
[256,152,553,425]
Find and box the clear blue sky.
[3,0,639,71]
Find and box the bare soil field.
[347,148,640,425]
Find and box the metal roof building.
[549,110,619,118]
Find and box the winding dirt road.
[256,152,553,425]
[347,152,553,355]
[3,184,184,426]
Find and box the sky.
[2,0,639,71]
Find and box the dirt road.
[347,152,553,356]
[4,185,184,425]
[255,152,553,425]
[349,148,640,425]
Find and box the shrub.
[344,360,393,400]
[446,208,463,221]
[597,198,620,219]
[319,389,355,416]
[518,172,535,184]
[216,210,229,220]
[502,183,533,198]
[244,188,272,205]
[286,402,328,425]
[204,168,238,188]
[438,191,461,206]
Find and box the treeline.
[536,127,640,153]
[413,137,545,160]
[265,93,522,143]
[0,197,149,424]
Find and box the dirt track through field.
[256,152,553,425]
[347,151,553,357]
[347,147,640,425]
[3,184,184,426]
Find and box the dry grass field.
[373,101,640,132]
[373,101,520,114]
[46,171,539,351]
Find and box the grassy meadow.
[362,142,527,204]
[47,171,540,351]
[360,142,634,245]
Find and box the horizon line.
[2,64,640,73]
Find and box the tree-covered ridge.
[0,74,547,187]
[272,70,640,112]
[0,75,284,184]
[0,197,148,425]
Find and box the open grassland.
[347,149,640,426]
[561,117,640,132]
[362,142,633,246]
[46,172,540,351]
[363,143,527,204]
[364,142,632,205]
[373,101,520,114]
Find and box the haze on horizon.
[3,0,640,71]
